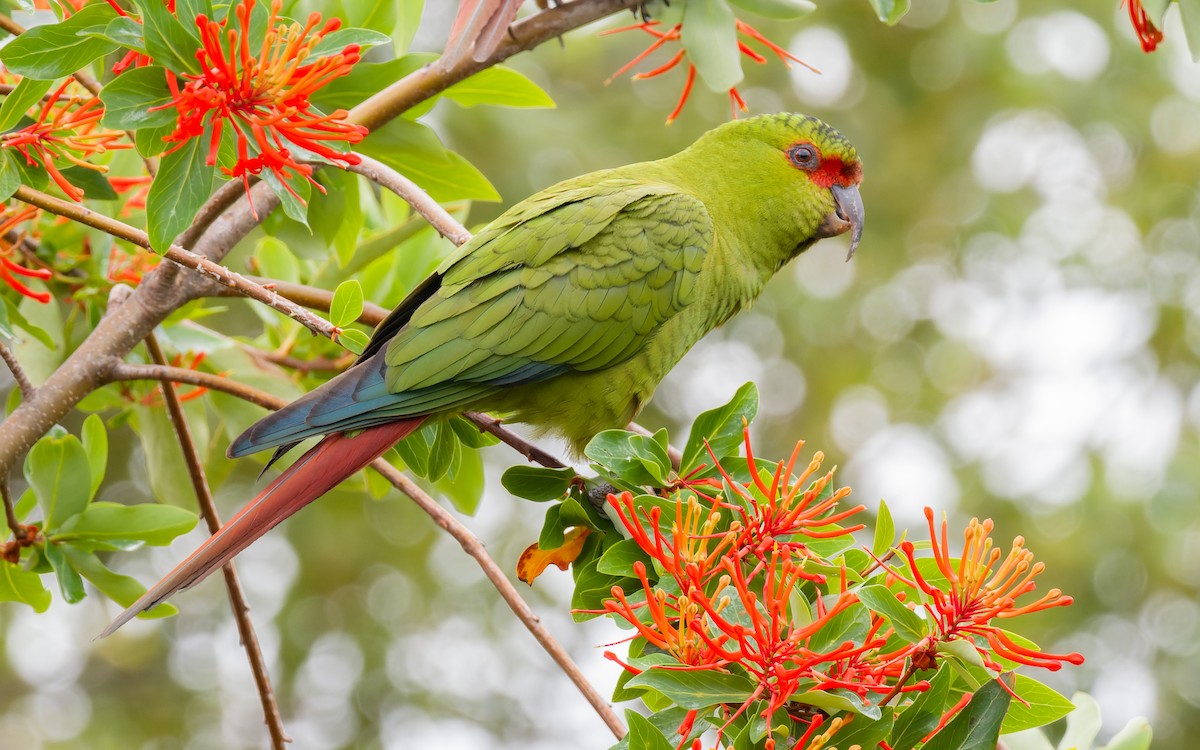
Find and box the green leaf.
[586,430,672,487]
[938,638,987,669]
[596,538,653,576]
[0,153,19,203]
[436,438,485,514]
[81,414,108,502]
[805,599,870,653]
[25,430,92,531]
[96,15,147,52]
[129,404,197,507]
[426,421,456,482]
[45,543,86,603]
[135,120,177,157]
[0,560,51,612]
[1001,675,1076,734]
[889,662,953,750]
[727,0,816,19]
[681,383,758,472]
[0,77,53,132]
[501,465,576,502]
[359,118,500,202]
[856,584,926,643]
[55,502,197,547]
[337,328,370,355]
[627,668,756,710]
[307,27,392,58]
[330,279,365,327]
[146,135,214,253]
[100,65,176,130]
[393,0,423,52]
[866,0,911,25]
[260,168,312,227]
[794,688,882,720]
[57,166,118,200]
[61,547,177,618]
[1058,692,1101,750]
[135,0,204,74]
[872,499,895,557]
[254,236,301,284]
[681,0,743,93]
[443,66,555,109]
[311,169,363,267]
[625,711,676,750]
[923,675,1013,750]
[1102,718,1152,750]
[831,706,894,750]
[0,4,120,79]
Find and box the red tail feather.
[99,418,426,638]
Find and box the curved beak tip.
[831,183,864,261]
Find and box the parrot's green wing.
[229,177,713,456]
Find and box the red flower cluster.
[891,508,1085,672]
[158,0,368,209]
[603,19,817,123]
[1125,0,1163,52]
[1,80,129,203]
[0,205,51,303]
[597,430,1083,749]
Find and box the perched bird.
[100,112,864,636]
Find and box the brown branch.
[105,361,280,411]
[142,334,289,749]
[105,361,618,737]
[465,412,568,469]
[244,277,390,327]
[346,155,472,246]
[0,13,22,37]
[367,459,625,739]
[176,179,251,251]
[1,480,25,542]
[0,339,35,401]
[347,0,640,131]
[13,185,337,339]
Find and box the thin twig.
[143,334,289,749]
[0,13,23,37]
[465,412,568,469]
[0,339,35,401]
[346,155,472,246]
[368,459,625,740]
[244,277,390,327]
[105,361,280,411]
[106,363,619,737]
[13,185,337,339]
[176,179,252,251]
[1,480,26,542]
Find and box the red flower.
[158,0,367,211]
[1125,0,1163,53]
[0,205,51,303]
[1,80,130,203]
[602,19,817,123]
[891,508,1085,672]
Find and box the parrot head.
[684,112,865,260]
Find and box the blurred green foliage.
[0,0,1195,748]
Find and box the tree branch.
[143,334,289,749]
[104,358,618,738]
[367,459,625,740]
[105,361,280,411]
[1,480,25,542]
[465,412,568,469]
[13,185,338,339]
[0,339,35,401]
[346,155,472,246]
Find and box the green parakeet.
[101,112,864,635]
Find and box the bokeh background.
[1,0,1197,747]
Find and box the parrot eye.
[788,143,820,170]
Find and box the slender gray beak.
[831,183,864,261]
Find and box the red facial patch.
[809,156,862,189]
[788,140,863,188]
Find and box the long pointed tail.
[99,418,426,638]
